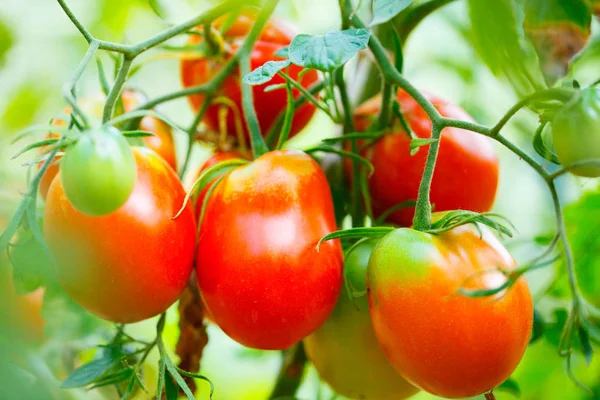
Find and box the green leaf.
[165,373,178,400]
[0,18,14,68]
[370,0,414,27]
[468,0,547,97]
[288,29,370,72]
[274,46,289,57]
[61,353,118,388]
[497,378,522,397]
[317,227,395,250]
[8,227,53,294]
[523,0,592,84]
[243,60,291,85]
[121,130,154,138]
[530,308,546,344]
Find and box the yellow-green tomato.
[61,126,136,216]
[552,87,600,178]
[304,240,418,400]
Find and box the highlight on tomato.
[304,239,419,400]
[367,220,533,398]
[43,147,196,323]
[196,149,343,350]
[180,11,319,142]
[60,126,136,216]
[353,90,499,226]
[551,87,600,178]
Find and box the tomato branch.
[62,41,99,128]
[102,55,133,124]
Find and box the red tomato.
[353,90,499,226]
[193,150,246,218]
[43,148,195,323]
[196,150,342,349]
[180,12,319,141]
[38,91,177,200]
[368,223,532,398]
[121,89,177,170]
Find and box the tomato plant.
[353,90,499,227]
[367,223,533,398]
[304,239,419,400]
[43,147,195,323]
[180,11,319,142]
[60,126,136,216]
[196,149,342,350]
[552,87,600,178]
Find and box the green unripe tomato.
[60,126,136,216]
[304,239,418,400]
[552,87,600,178]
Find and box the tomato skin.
[196,150,343,350]
[353,90,499,226]
[194,150,245,218]
[367,223,532,398]
[304,240,418,400]
[121,89,177,170]
[552,87,600,178]
[61,126,136,216]
[180,14,318,141]
[43,148,196,323]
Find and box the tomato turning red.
[196,150,342,349]
[180,12,319,141]
[353,90,499,226]
[367,222,532,398]
[43,148,195,323]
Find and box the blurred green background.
[1,0,599,399]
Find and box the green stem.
[280,72,336,120]
[62,41,99,128]
[494,134,550,179]
[412,124,442,230]
[275,77,294,150]
[547,181,580,304]
[102,56,133,124]
[377,82,393,129]
[265,81,325,147]
[56,0,94,43]
[180,94,214,177]
[240,53,268,158]
[268,343,307,400]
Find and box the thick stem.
[102,56,133,124]
[412,124,442,230]
[268,343,307,400]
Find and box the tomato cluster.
[22,11,541,400]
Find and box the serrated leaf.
[370,0,414,27]
[61,354,117,388]
[243,60,291,85]
[497,378,521,397]
[468,0,547,97]
[524,0,592,84]
[288,29,370,72]
[8,227,53,294]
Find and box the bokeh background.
[1,0,599,399]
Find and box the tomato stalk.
[275,75,294,150]
[412,124,442,230]
[268,343,308,399]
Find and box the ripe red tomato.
[368,222,533,398]
[180,12,319,141]
[193,150,246,218]
[353,90,499,226]
[43,148,196,323]
[304,239,419,400]
[38,91,177,201]
[196,150,342,350]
